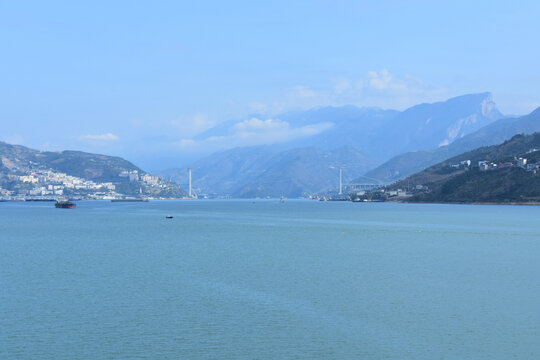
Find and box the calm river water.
[1,200,539,359]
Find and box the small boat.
[55,200,76,209]
[165,215,173,219]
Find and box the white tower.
[188,168,192,198]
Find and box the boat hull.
[55,201,76,209]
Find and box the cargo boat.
[55,200,76,209]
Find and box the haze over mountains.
[5,93,540,198]
[161,93,506,197]
[6,91,539,199]
[162,146,374,198]
[364,106,540,183]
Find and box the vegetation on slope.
[391,133,540,203]
[411,167,540,203]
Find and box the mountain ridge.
[163,93,504,197]
[363,106,540,183]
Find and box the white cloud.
[175,70,442,154]
[80,133,119,141]
[290,85,318,99]
[230,118,333,145]
[439,139,449,147]
[159,70,447,157]
[175,118,334,151]
[367,69,394,90]
[233,118,289,132]
[251,69,447,114]
[299,123,333,136]
[333,77,352,94]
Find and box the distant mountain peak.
[363,105,540,184]
[527,106,540,117]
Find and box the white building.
[19,175,39,183]
[128,171,139,182]
[478,161,489,171]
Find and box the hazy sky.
[1,0,539,169]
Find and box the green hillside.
[391,133,540,203]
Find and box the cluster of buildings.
[478,156,539,173]
[119,170,161,186]
[2,170,116,198]
[448,149,540,174]
[0,169,172,200]
[347,184,429,202]
[0,186,11,197]
[386,185,427,197]
[451,160,472,168]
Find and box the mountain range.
[5,92,539,199]
[161,93,506,197]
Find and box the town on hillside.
[0,169,184,200]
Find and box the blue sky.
[1,0,539,169]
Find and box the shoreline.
[401,200,540,206]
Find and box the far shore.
[401,200,540,206]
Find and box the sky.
[1,0,540,170]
